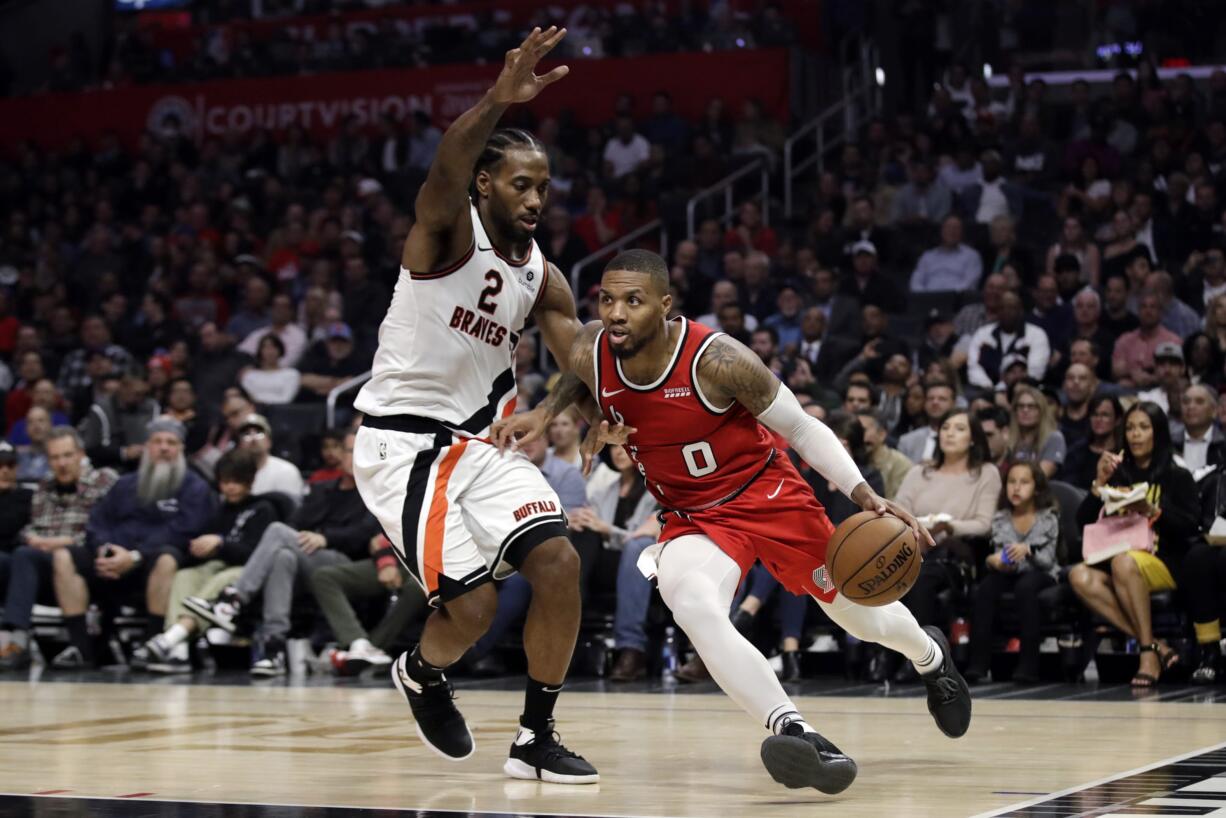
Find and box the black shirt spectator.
[297,324,370,402]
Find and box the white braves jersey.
[354,205,547,436]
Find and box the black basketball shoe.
[503,720,599,784]
[920,626,972,738]
[391,651,474,760]
[760,721,858,794]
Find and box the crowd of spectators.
[3,40,1226,688]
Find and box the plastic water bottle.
[661,626,679,679]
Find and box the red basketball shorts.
[660,454,838,603]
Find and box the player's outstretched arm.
[694,334,934,546]
[404,26,568,272]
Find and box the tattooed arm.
[694,334,933,544]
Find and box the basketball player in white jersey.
[351,27,598,784]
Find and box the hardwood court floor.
[1,679,1224,817]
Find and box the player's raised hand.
[490,26,569,106]
[490,406,550,455]
[579,419,637,476]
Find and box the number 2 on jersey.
[477,270,502,315]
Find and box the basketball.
[826,511,922,606]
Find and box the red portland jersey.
[594,317,775,511]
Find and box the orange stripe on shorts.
[422,440,468,594]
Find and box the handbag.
[1082,511,1155,565]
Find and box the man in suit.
[1174,384,1226,472]
[790,307,857,384]
[898,381,956,463]
[810,267,860,339]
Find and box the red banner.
[0,49,789,151]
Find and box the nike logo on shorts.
[601,387,625,398]
[767,479,784,499]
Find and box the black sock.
[64,615,95,662]
[147,614,164,640]
[407,645,445,684]
[521,676,561,734]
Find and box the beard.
[607,322,661,360]
[138,452,187,505]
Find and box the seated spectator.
[1060,364,1099,451]
[184,431,379,676]
[953,273,1007,343]
[603,115,651,179]
[763,284,804,351]
[227,277,273,341]
[1137,343,1189,420]
[5,351,47,433]
[965,461,1060,684]
[1029,274,1073,354]
[856,410,914,499]
[1112,290,1183,389]
[738,252,777,323]
[573,186,622,253]
[810,267,859,339]
[1173,384,1226,473]
[193,390,256,480]
[976,406,1012,472]
[1061,396,1125,491]
[724,200,777,256]
[697,281,757,333]
[834,305,910,387]
[312,534,426,676]
[1182,488,1226,683]
[1184,332,1222,389]
[547,408,617,500]
[980,214,1032,283]
[1072,401,1199,688]
[163,378,209,457]
[1008,384,1067,478]
[241,335,301,406]
[840,240,903,314]
[16,406,52,483]
[1,431,104,671]
[891,159,952,225]
[840,195,895,270]
[78,367,159,472]
[580,445,661,683]
[238,293,307,367]
[1147,271,1200,340]
[56,315,134,400]
[50,419,214,668]
[9,379,70,446]
[140,448,278,673]
[237,414,305,503]
[1046,216,1101,288]
[297,323,368,402]
[910,215,983,293]
[1101,273,1140,341]
[1179,245,1226,315]
[193,322,254,404]
[0,442,32,649]
[885,410,1001,681]
[966,291,1051,390]
[308,430,346,484]
[898,380,956,463]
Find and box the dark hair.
[1054,253,1081,274]
[928,409,989,476]
[1088,394,1124,450]
[320,428,345,445]
[472,128,545,183]
[1120,401,1175,478]
[999,460,1056,511]
[975,406,1010,430]
[826,410,869,467]
[844,381,878,405]
[753,326,779,345]
[604,249,670,295]
[1184,331,1223,377]
[216,446,259,487]
[258,333,287,360]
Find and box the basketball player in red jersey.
[495,250,972,794]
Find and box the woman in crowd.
[1202,295,1226,361]
[240,334,300,405]
[1184,331,1223,388]
[886,409,1001,681]
[548,407,618,499]
[1072,401,1199,688]
[965,461,1061,683]
[1060,396,1125,491]
[8,380,69,446]
[1046,216,1101,287]
[894,381,928,438]
[1008,383,1066,478]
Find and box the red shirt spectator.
[573,187,623,253]
[724,200,778,256]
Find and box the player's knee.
[444,583,498,639]
[520,537,580,589]
[1068,563,1093,592]
[1110,553,1138,578]
[661,575,719,629]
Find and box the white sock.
[164,623,190,648]
[658,535,815,734]
[818,594,942,671]
[11,630,29,650]
[766,705,815,735]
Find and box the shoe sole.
[503,757,600,785]
[249,668,286,677]
[922,626,972,739]
[390,655,475,762]
[760,735,858,794]
[148,663,193,674]
[182,598,236,634]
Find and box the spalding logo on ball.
[826,511,923,606]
